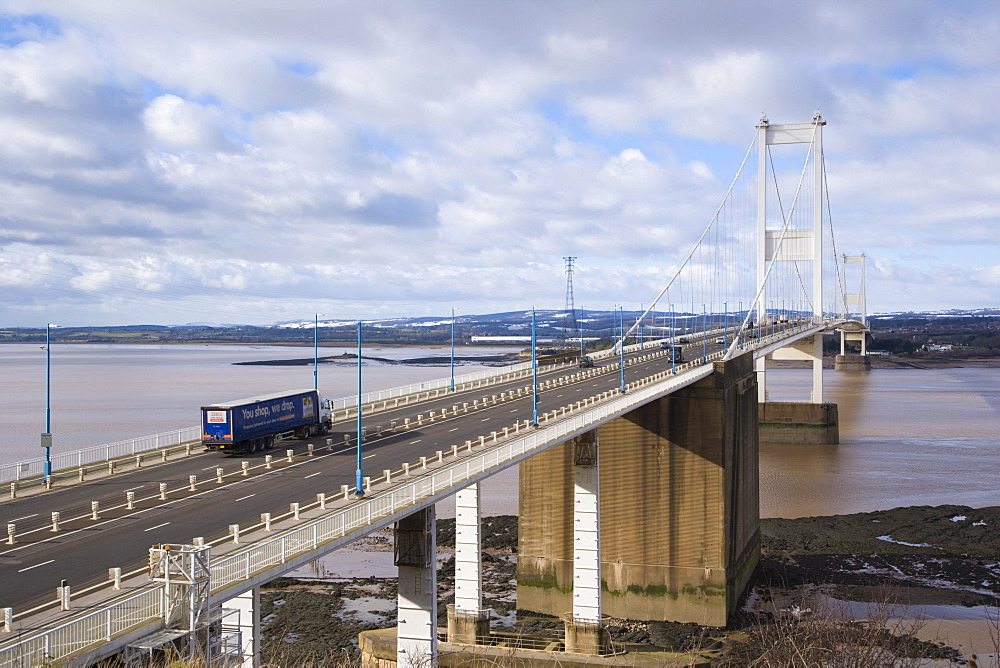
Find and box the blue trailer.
[202,389,333,454]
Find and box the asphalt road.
[0,342,722,614]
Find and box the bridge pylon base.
[563,614,610,655]
[758,401,839,445]
[835,354,871,371]
[517,352,760,628]
[446,605,490,645]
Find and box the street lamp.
[723,301,728,349]
[702,304,708,362]
[670,303,677,374]
[531,308,539,427]
[356,321,364,496]
[618,306,626,394]
[450,307,458,391]
[42,323,60,483]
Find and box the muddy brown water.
[760,367,999,519]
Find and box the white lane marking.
[18,560,54,573]
[124,485,146,492]
[481,418,490,421]
[10,513,38,522]
[410,440,422,444]
[510,409,518,413]
[555,394,563,398]
[449,428,458,432]
[203,465,220,470]
[363,453,378,460]
[144,522,170,532]
[234,494,256,502]
[304,471,322,479]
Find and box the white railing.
[0,358,575,485]
[0,427,201,485]
[0,321,821,487]
[0,587,162,667]
[0,358,716,667]
[326,357,573,410]
[208,361,713,590]
[0,328,831,664]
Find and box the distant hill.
[2,308,997,347]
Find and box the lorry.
[578,355,595,368]
[202,389,333,454]
[660,341,684,362]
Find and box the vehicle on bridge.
[578,354,595,368]
[201,389,333,454]
[660,341,684,362]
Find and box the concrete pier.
[394,508,437,666]
[835,353,871,371]
[517,352,760,627]
[758,401,839,445]
[447,483,490,645]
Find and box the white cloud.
[143,94,225,150]
[0,0,996,324]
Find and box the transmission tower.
[563,257,577,346]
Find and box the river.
[2,344,997,519]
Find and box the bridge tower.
[755,111,826,404]
[835,253,872,370]
[753,112,840,445]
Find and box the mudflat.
[257,505,999,663]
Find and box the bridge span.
[0,113,871,666]
[0,319,855,665]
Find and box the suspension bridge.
[0,113,870,667]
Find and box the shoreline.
[259,504,1000,663]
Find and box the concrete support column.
[810,333,823,404]
[518,353,761,628]
[565,429,608,654]
[755,356,767,402]
[448,483,490,644]
[227,587,260,668]
[395,507,437,666]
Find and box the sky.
[0,0,998,327]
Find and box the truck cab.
[578,355,595,368]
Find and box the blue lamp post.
[618,306,626,394]
[531,309,539,427]
[42,323,58,483]
[355,321,364,496]
[450,307,457,391]
[723,301,728,349]
[578,305,585,360]
[702,304,708,362]
[670,304,676,374]
[639,303,644,349]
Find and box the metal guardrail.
[326,357,577,411]
[0,428,201,486]
[0,354,718,667]
[0,587,161,667]
[0,357,579,485]
[0,326,836,665]
[0,320,831,487]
